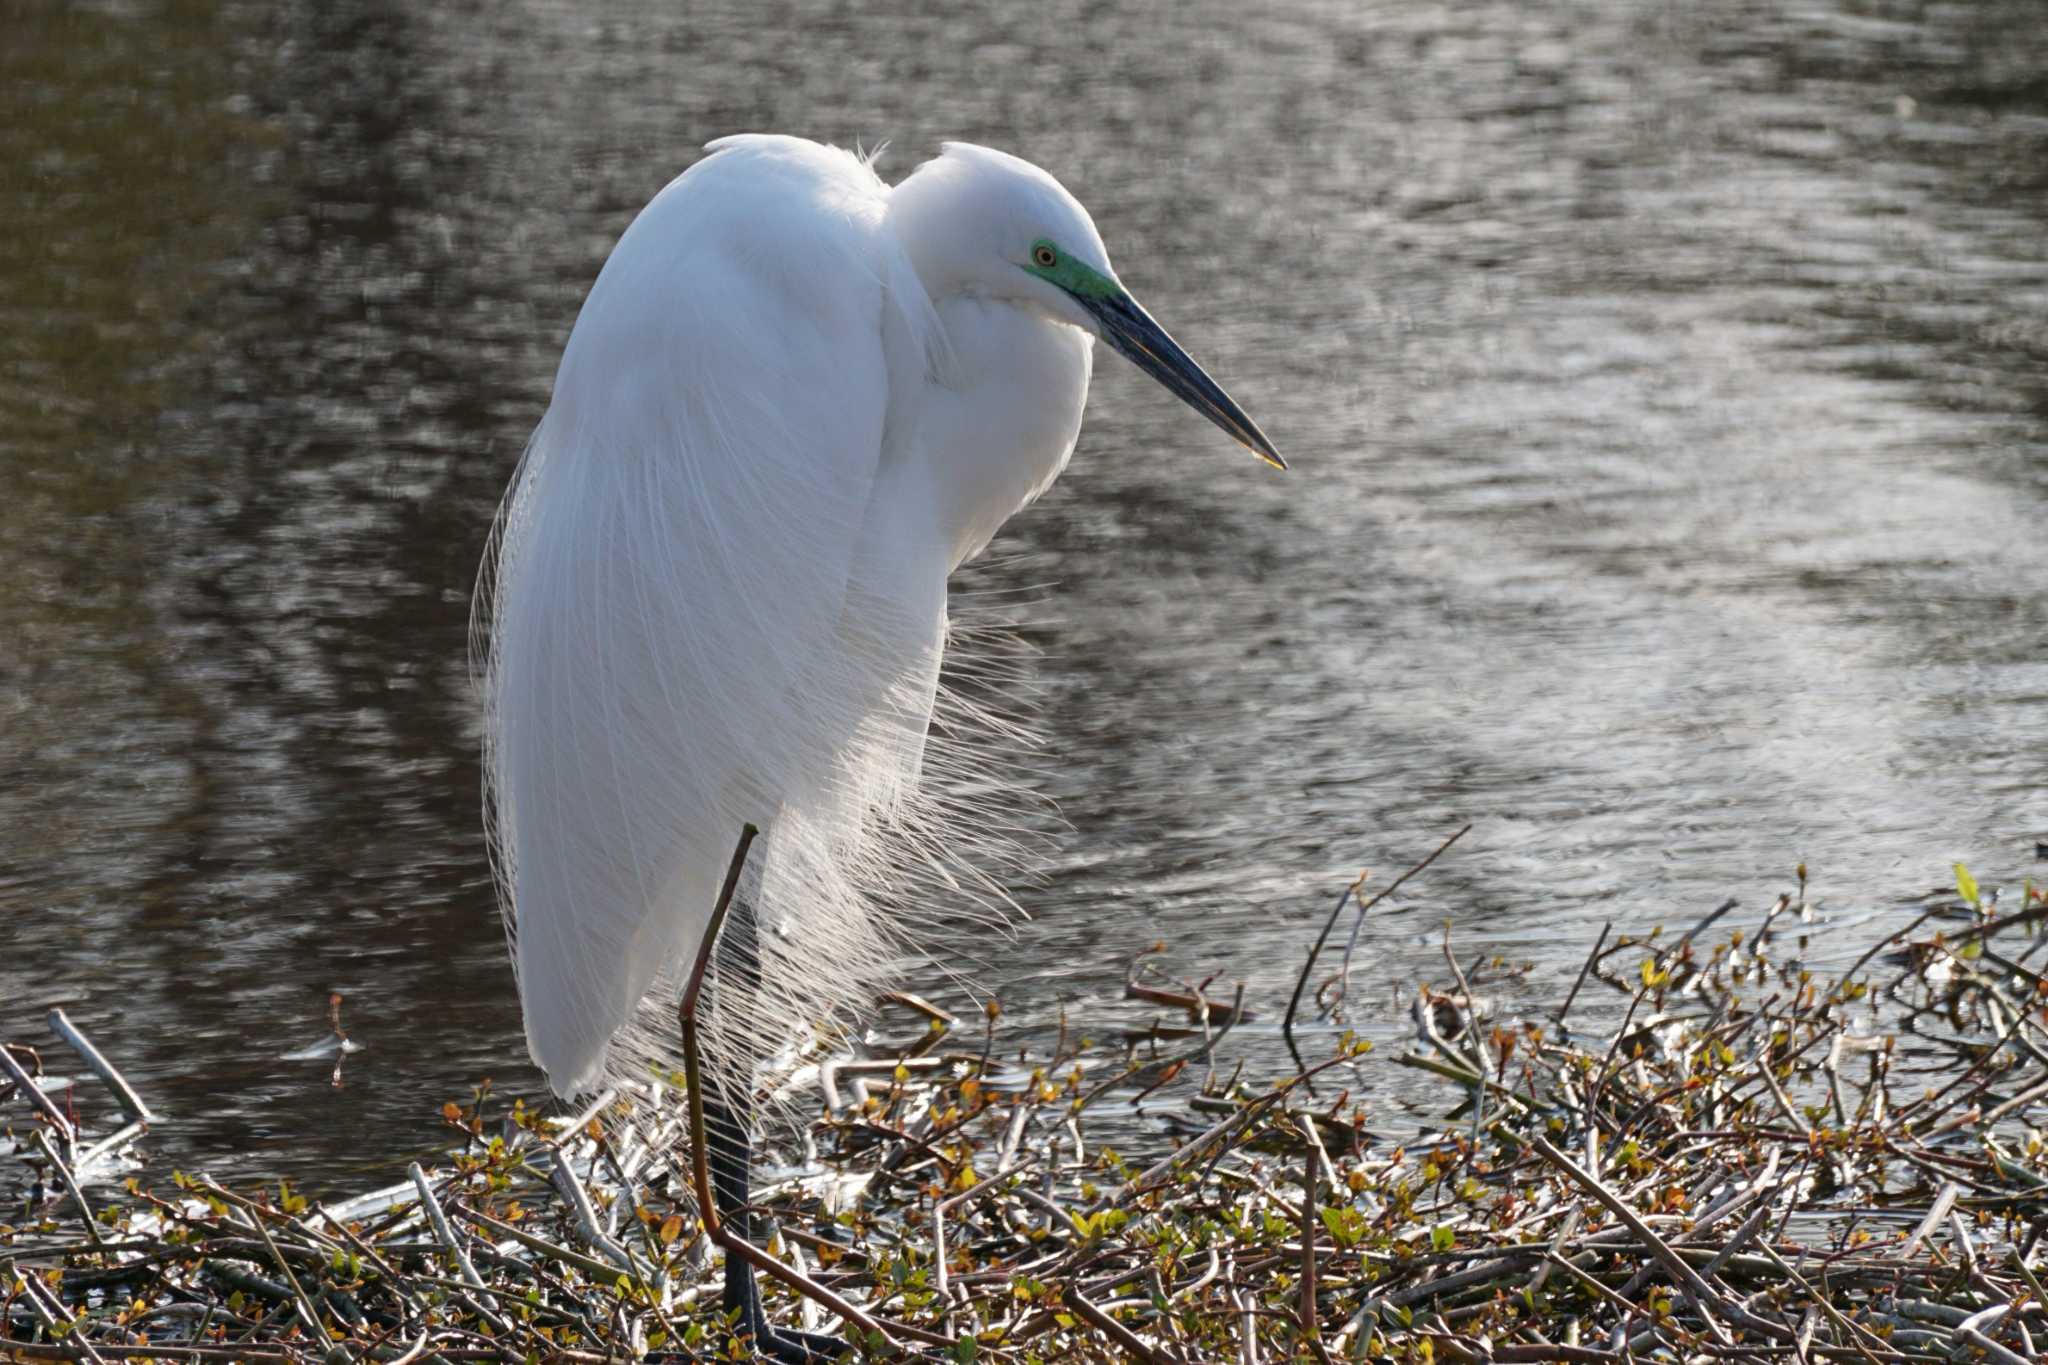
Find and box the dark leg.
[700,896,844,1363]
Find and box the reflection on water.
[1,0,2043,1189]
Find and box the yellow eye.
[1032,244,1057,268]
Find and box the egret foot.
[703,1090,846,1362]
[696,890,847,1362]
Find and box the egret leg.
[700,896,846,1363]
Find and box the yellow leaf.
[1954,862,1980,908]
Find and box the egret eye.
[1032,244,1057,268]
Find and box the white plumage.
[478,135,1279,1099]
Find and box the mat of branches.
[5,866,2048,1363]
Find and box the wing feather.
[478,137,943,1094]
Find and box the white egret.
[477,135,1281,1357]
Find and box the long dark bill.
[1083,290,1286,470]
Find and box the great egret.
[477,135,1282,1358]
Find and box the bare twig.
[1284,824,1472,1071]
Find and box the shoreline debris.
[5,863,2046,1361]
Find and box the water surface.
[2,0,2044,1189]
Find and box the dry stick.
[589,1126,666,1272]
[196,1179,328,1344]
[16,1268,111,1365]
[1112,1091,1283,1206]
[47,1008,157,1125]
[1537,1253,1642,1334]
[1423,1344,1620,1365]
[1696,1198,1776,1284]
[1749,1242,1894,1365]
[1296,1106,1340,1203]
[383,1330,433,1365]
[1233,1285,1259,1365]
[545,1149,636,1271]
[0,1043,76,1154]
[31,1129,102,1251]
[73,1120,146,1177]
[1889,1001,2033,1131]
[1066,1288,1171,1365]
[404,1165,514,1337]
[1901,1182,1959,1258]
[1525,1134,1741,1346]
[1943,899,2048,945]
[2008,1246,2048,1313]
[463,1206,628,1283]
[1754,1040,1813,1137]
[1296,1142,1336,1365]
[678,826,945,1353]
[1394,1052,1534,1119]
[1173,1245,1221,1305]
[1553,923,1612,1028]
[1282,878,1361,1071]
[315,1202,432,1332]
[1334,872,1377,1013]
[1283,824,1472,1072]
[1957,1318,2031,1365]
[1368,1247,1546,1319]
[1677,898,1741,952]
[932,1150,1044,1304]
[1436,921,1491,1141]
[1841,907,1940,989]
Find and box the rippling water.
[3,0,2043,1189]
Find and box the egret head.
[890,143,1285,470]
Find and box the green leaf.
[1954,862,1980,909]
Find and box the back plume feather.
[473,135,1038,1099]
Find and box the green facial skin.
[1021,238,1121,299]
